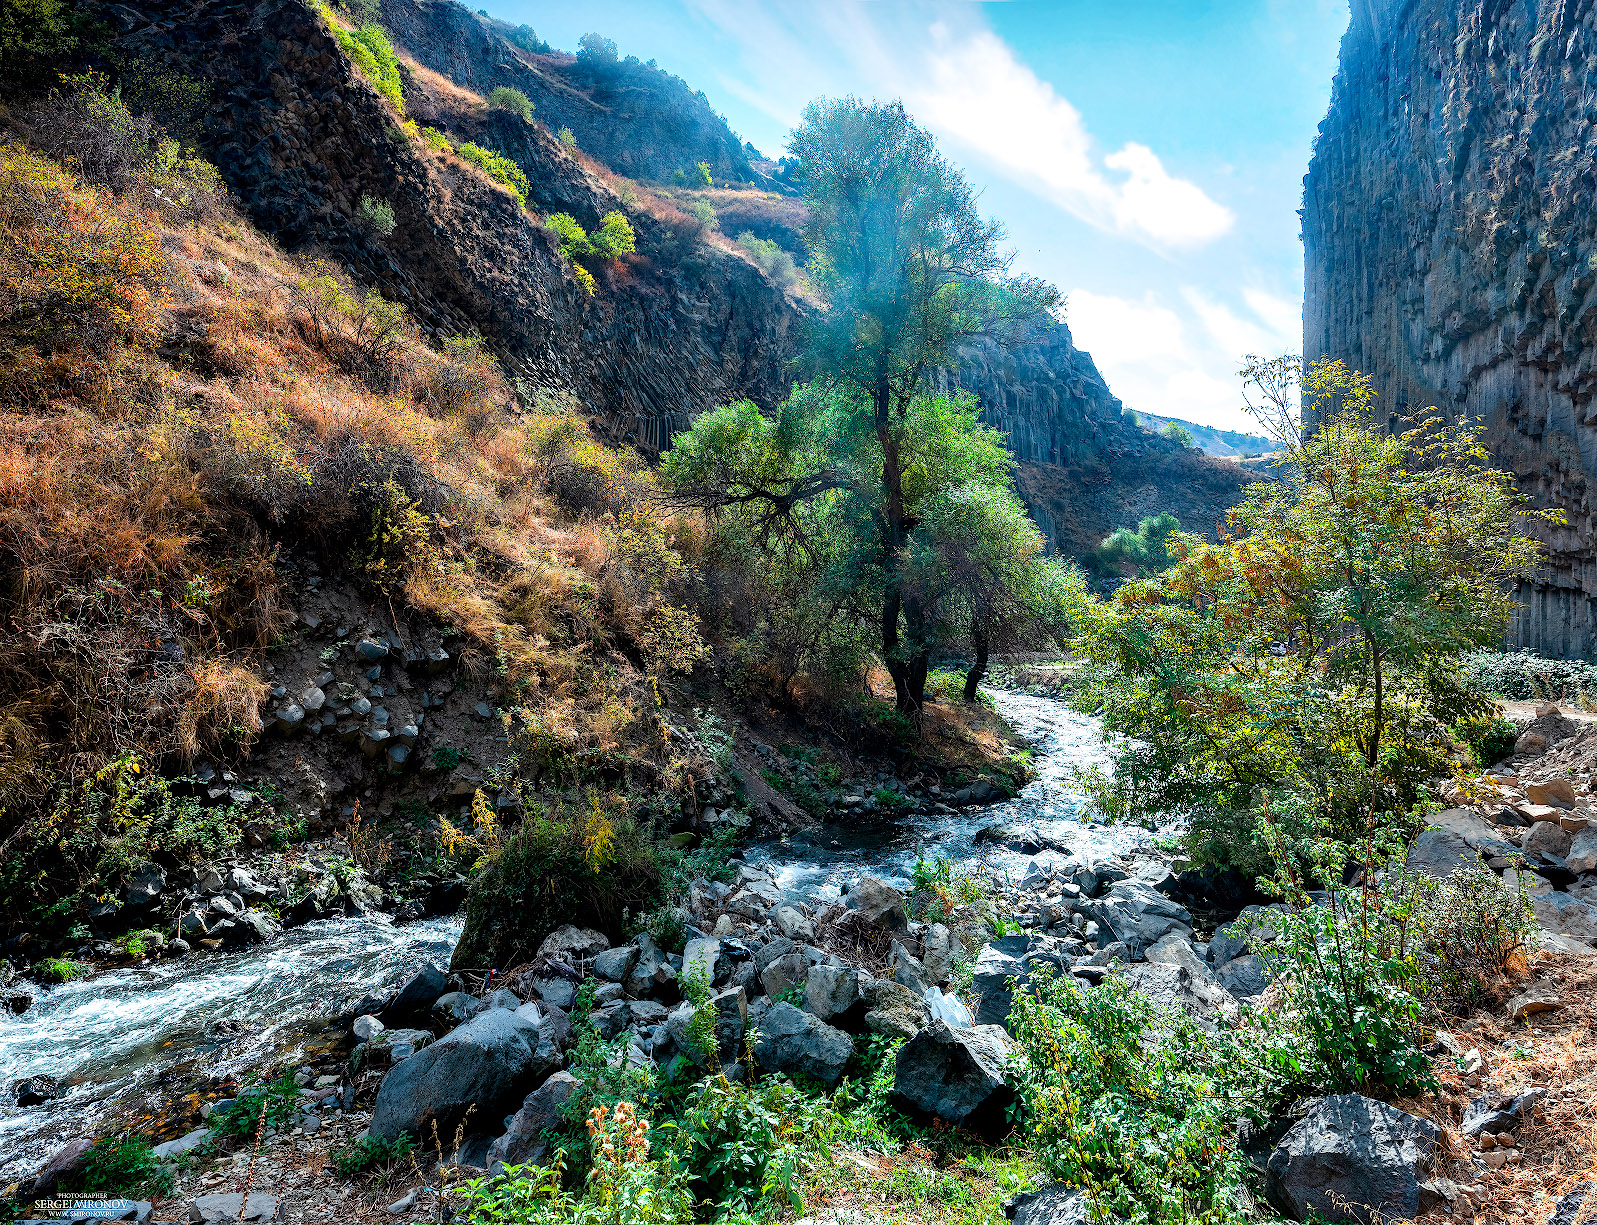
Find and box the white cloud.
[1067,287,1297,433]
[912,25,1233,249]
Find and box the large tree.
[668,98,1060,712]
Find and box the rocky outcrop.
[1304,0,1597,656]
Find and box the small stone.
[1507,988,1560,1020]
[355,637,389,661]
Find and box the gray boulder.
[186,1193,278,1222]
[537,925,609,963]
[432,991,484,1027]
[1118,963,1238,1033]
[593,945,638,983]
[386,964,449,1019]
[753,1002,853,1087]
[1460,1087,1546,1137]
[1078,881,1193,951]
[921,924,958,985]
[845,877,907,928]
[892,1020,1015,1135]
[1534,892,1597,940]
[120,862,167,912]
[369,1009,558,1142]
[863,977,928,1041]
[1406,829,1475,880]
[971,935,1074,1027]
[153,1128,213,1159]
[1567,827,1597,875]
[1003,1183,1090,1225]
[1144,933,1210,978]
[1266,1094,1440,1225]
[760,951,810,1000]
[1216,954,1269,999]
[486,1070,581,1172]
[1207,905,1283,965]
[666,987,746,1068]
[1525,821,1574,859]
[682,937,721,987]
[806,963,866,1024]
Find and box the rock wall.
[112,0,797,451]
[1304,0,1597,657]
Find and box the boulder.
[369,1009,558,1142]
[187,1193,278,1222]
[1406,829,1476,880]
[1216,954,1270,999]
[486,1071,581,1172]
[1460,1087,1546,1137]
[1206,905,1282,964]
[863,977,928,1041]
[483,988,522,1012]
[537,925,609,964]
[432,991,484,1027]
[753,1002,853,1087]
[805,963,866,1025]
[1117,962,1239,1032]
[153,1128,214,1159]
[1003,1183,1090,1225]
[1144,932,1210,978]
[1078,880,1193,950]
[120,862,167,911]
[32,1138,92,1195]
[1266,1094,1440,1225]
[682,937,721,987]
[760,951,810,1000]
[892,1020,1015,1136]
[1525,779,1577,807]
[921,923,958,985]
[666,987,747,1067]
[844,877,907,928]
[1525,821,1574,859]
[1567,827,1597,875]
[385,964,449,1019]
[592,945,638,983]
[971,935,1074,1027]
[772,905,815,941]
[890,940,934,995]
[1533,892,1597,940]
[352,1014,384,1043]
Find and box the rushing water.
[0,914,462,1180]
[0,690,1121,1180]
[751,690,1143,901]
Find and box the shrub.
[455,141,529,208]
[314,4,405,113]
[577,32,619,67]
[33,956,87,983]
[354,192,395,238]
[1007,969,1249,1225]
[1160,420,1195,447]
[695,160,712,187]
[590,211,636,260]
[418,124,453,154]
[333,1131,415,1177]
[451,796,663,970]
[208,1075,302,1139]
[424,332,499,417]
[79,1137,174,1199]
[1463,648,1597,703]
[687,198,716,230]
[735,231,797,289]
[547,212,592,259]
[487,85,533,121]
[1456,713,1519,767]
[558,125,578,155]
[1413,859,1536,1008]
[506,24,550,54]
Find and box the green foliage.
[1086,512,1180,579]
[33,956,87,983]
[1160,420,1195,447]
[1067,358,1554,870]
[0,0,75,82]
[590,211,636,260]
[548,212,592,259]
[456,141,529,208]
[1463,648,1597,703]
[1411,858,1537,1009]
[506,24,551,54]
[577,32,619,67]
[79,1137,174,1199]
[663,1074,840,1215]
[695,160,713,187]
[315,5,405,113]
[687,198,716,230]
[487,85,534,121]
[559,126,578,154]
[207,1075,302,1139]
[451,796,663,970]
[333,1132,415,1177]
[419,124,454,154]
[735,231,798,290]
[354,192,395,238]
[1456,713,1519,767]
[1007,970,1251,1225]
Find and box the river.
[0,690,1123,1180]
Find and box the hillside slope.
[1305,0,1597,657]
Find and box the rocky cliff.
[1304,0,1597,657]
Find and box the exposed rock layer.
[1305,0,1597,655]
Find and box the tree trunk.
[964,626,989,701]
[876,386,923,714]
[881,588,913,711]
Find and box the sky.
[490,0,1351,433]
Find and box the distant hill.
[1130,412,1275,459]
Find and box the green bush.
[558,125,578,155]
[735,231,797,290]
[1456,712,1519,767]
[354,192,395,238]
[688,198,716,230]
[315,5,405,113]
[547,211,592,259]
[455,141,529,208]
[1463,648,1597,703]
[1413,859,1537,1008]
[418,124,453,154]
[33,956,87,983]
[80,1137,174,1199]
[487,85,533,122]
[590,210,636,260]
[506,24,551,54]
[1007,970,1251,1225]
[333,1132,414,1177]
[208,1075,302,1139]
[695,160,712,187]
[576,32,619,67]
[451,798,663,970]
[1160,420,1195,447]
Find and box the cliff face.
[374,0,762,185]
[1305,0,1597,657]
[113,0,796,451]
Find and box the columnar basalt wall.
[1304,0,1597,657]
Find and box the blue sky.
[489,0,1350,432]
